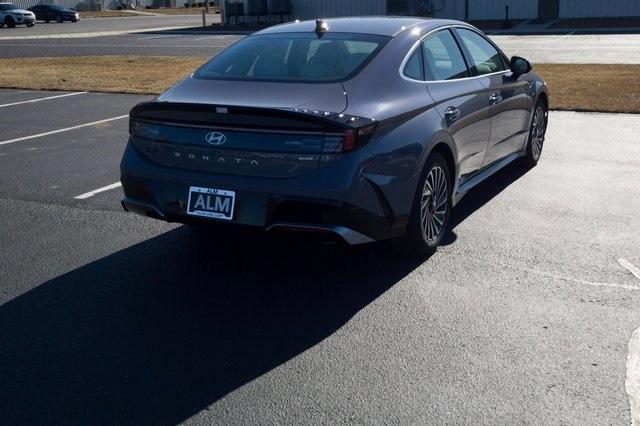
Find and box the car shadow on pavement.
[450,161,532,230]
[0,228,424,424]
[0,161,532,424]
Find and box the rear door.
[454,27,532,167]
[424,29,492,180]
[39,5,52,20]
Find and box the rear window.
[195,32,391,83]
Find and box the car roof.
[256,17,467,37]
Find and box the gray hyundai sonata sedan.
[120,17,548,254]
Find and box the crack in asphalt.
[456,254,640,292]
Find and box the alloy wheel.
[420,165,448,242]
[531,105,547,161]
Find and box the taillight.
[326,124,377,154]
[342,129,357,151]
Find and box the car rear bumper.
[120,141,407,244]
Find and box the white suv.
[0,2,35,28]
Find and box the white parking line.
[0,115,128,146]
[0,91,87,108]
[619,259,640,282]
[1,43,232,48]
[74,182,122,200]
[627,326,640,425]
[139,34,183,40]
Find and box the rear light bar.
[287,109,378,154]
[130,101,378,154]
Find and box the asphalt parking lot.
[0,14,205,38]
[0,33,243,57]
[1,88,639,424]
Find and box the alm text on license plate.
[187,186,235,221]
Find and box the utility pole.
[464,0,469,21]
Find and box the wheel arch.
[538,91,549,110]
[429,142,456,192]
[423,131,459,197]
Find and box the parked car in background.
[116,1,135,10]
[0,2,35,27]
[28,4,79,23]
[121,17,548,254]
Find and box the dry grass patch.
[534,64,640,113]
[0,56,206,94]
[0,57,638,113]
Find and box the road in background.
[492,34,640,64]
[0,89,639,424]
[1,30,639,64]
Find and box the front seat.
[252,49,288,78]
[302,41,348,79]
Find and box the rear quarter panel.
[341,29,458,219]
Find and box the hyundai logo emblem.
[205,131,227,146]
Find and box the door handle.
[444,106,460,122]
[489,93,503,104]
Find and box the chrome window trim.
[398,24,511,84]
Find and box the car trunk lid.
[129,100,352,179]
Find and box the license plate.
[186,186,235,221]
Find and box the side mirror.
[510,56,532,76]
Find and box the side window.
[403,46,424,81]
[456,28,506,75]
[422,30,469,81]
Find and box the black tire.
[392,152,452,255]
[44,18,50,23]
[26,22,34,27]
[5,16,15,28]
[521,98,548,168]
[0,23,5,28]
[56,14,63,23]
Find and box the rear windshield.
[195,32,390,83]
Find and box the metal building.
[427,0,640,20]
[283,0,640,21]
[291,0,386,20]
